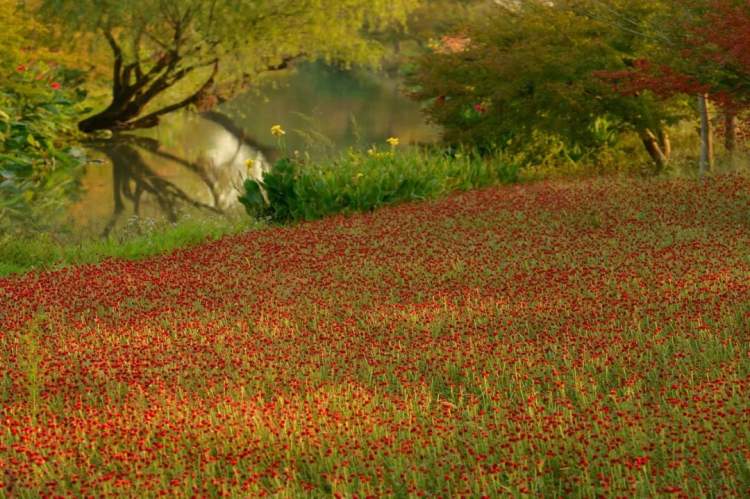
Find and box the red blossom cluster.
[595,59,710,99]
[10,62,61,90]
[1,176,749,496]
[473,103,487,114]
[693,1,750,74]
[435,34,472,54]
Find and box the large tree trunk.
[79,63,218,133]
[78,30,219,133]
[79,95,153,133]
[698,93,714,175]
[78,30,302,133]
[641,128,670,171]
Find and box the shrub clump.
[0,62,88,232]
[239,147,519,222]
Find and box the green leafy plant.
[240,158,300,222]
[0,64,88,233]
[0,2,90,233]
[239,146,520,223]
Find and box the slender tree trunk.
[641,128,670,171]
[658,128,671,161]
[698,93,714,175]
[725,111,738,152]
[724,110,738,167]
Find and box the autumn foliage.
[689,0,750,103]
[598,0,750,109]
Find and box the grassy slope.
[1,176,749,496]
[1,148,519,277]
[0,215,261,277]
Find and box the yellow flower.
[245,158,254,170]
[271,125,286,137]
[386,137,399,147]
[367,147,378,156]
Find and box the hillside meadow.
[1,174,750,497]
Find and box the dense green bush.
[0,62,87,232]
[239,147,519,223]
[406,0,690,169]
[0,1,89,232]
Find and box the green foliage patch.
[406,0,692,171]
[0,5,88,233]
[0,213,261,277]
[239,147,520,223]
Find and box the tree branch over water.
[40,0,422,133]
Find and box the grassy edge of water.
[5,144,722,278]
[1,149,522,278]
[0,215,265,278]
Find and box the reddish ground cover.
[1,176,749,497]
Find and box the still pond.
[71,63,438,236]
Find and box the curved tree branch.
[121,60,219,130]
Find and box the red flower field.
[1,176,749,497]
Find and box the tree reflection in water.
[91,112,273,237]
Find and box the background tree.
[677,0,750,161]
[591,0,750,169]
[407,0,691,169]
[385,0,494,52]
[38,0,422,133]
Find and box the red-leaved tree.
[597,0,750,169]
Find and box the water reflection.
[76,112,272,236]
[69,63,438,235]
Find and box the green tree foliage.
[39,0,422,132]
[407,0,692,169]
[0,2,87,232]
[379,0,493,52]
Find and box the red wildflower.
[16,64,26,73]
[50,82,61,90]
[437,34,471,54]
[0,176,749,496]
